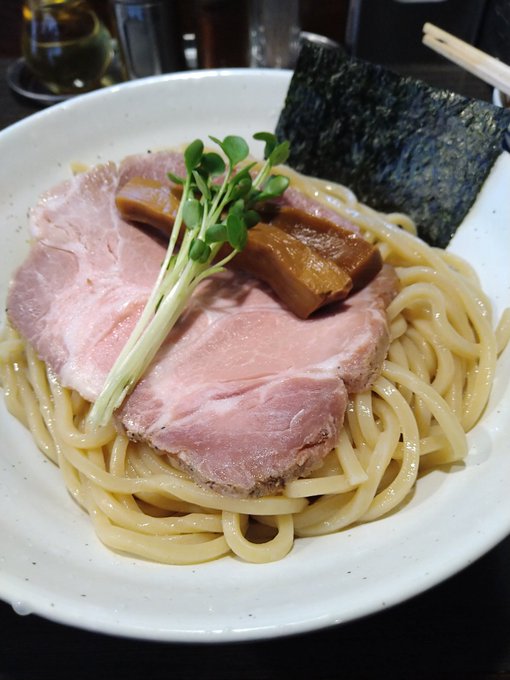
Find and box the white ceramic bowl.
[1,69,510,642]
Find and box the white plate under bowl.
[1,69,510,642]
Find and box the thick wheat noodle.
[1,168,507,564]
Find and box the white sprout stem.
[88,256,204,427]
[88,149,279,428]
[99,176,191,381]
[252,161,271,190]
[88,178,232,428]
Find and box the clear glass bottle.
[21,0,113,94]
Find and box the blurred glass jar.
[21,0,114,95]
[111,0,186,79]
[249,0,300,68]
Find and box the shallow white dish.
[1,69,510,642]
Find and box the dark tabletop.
[1,54,510,680]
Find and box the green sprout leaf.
[205,222,228,244]
[210,135,249,167]
[200,152,226,177]
[184,139,204,174]
[228,199,245,218]
[253,131,278,160]
[226,213,247,251]
[183,197,203,229]
[192,170,211,201]
[257,174,290,203]
[167,171,184,185]
[189,238,211,263]
[229,176,252,202]
[269,141,290,167]
[244,209,260,228]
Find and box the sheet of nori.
[275,42,510,248]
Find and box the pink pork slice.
[7,158,398,498]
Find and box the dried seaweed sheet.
[276,42,510,248]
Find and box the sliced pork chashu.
[7,157,398,497]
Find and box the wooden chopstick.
[422,22,510,97]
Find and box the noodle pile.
[1,168,509,565]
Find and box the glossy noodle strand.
[1,169,507,564]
